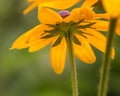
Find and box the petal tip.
[9,47,14,50]
[86,59,96,64]
[23,9,29,15]
[54,69,63,75]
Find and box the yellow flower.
[23,0,80,14]
[102,0,120,18]
[116,18,120,35]
[10,6,115,74]
[96,11,120,35]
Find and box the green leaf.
[52,36,63,47]
[78,22,96,29]
[45,29,62,34]
[44,30,52,33]
[75,30,88,38]
[76,19,85,24]
[73,35,81,45]
[46,24,56,28]
[41,33,55,39]
[75,30,84,35]
[46,23,60,29]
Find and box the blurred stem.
[98,18,117,96]
[65,30,79,96]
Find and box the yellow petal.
[27,25,53,52]
[83,28,115,59]
[38,7,63,24]
[28,38,53,52]
[10,32,31,50]
[74,35,96,64]
[102,0,120,17]
[95,13,109,20]
[23,0,40,14]
[29,25,52,42]
[116,18,120,35]
[65,7,95,23]
[10,25,44,50]
[50,37,67,74]
[91,20,109,31]
[82,0,99,7]
[40,0,80,10]
[10,24,49,50]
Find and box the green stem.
[98,18,117,96]
[65,30,79,96]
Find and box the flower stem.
[65,30,79,96]
[98,18,117,96]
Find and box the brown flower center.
[58,10,70,18]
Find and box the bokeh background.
[0,0,120,96]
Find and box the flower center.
[58,10,70,18]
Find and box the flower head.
[11,6,115,74]
[102,0,120,18]
[24,0,80,14]
[98,0,120,35]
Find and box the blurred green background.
[0,0,120,96]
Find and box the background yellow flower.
[102,0,120,18]
[24,0,80,14]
